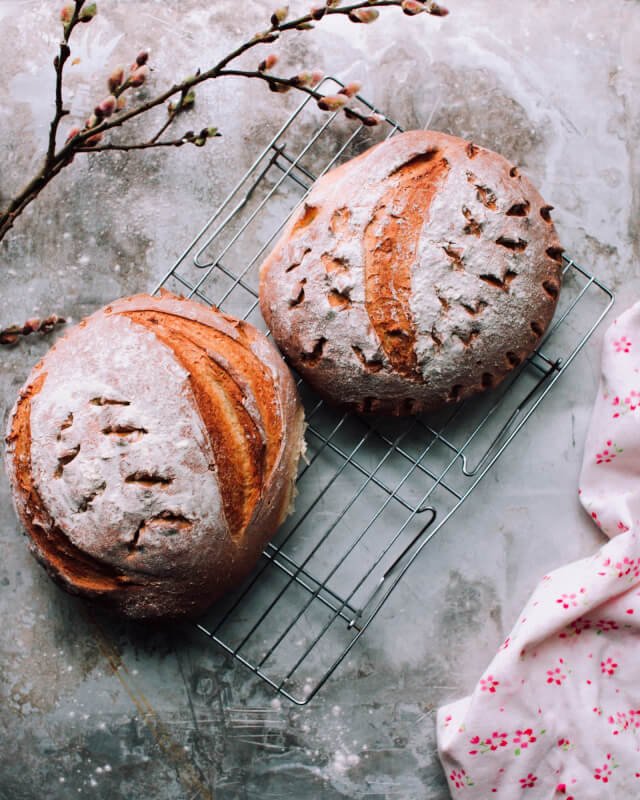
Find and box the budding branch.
[0,0,447,246]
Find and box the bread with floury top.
[259,130,563,415]
[4,292,305,620]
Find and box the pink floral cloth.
[437,303,640,798]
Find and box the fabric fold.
[437,302,640,798]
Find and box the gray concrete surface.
[1,1,639,798]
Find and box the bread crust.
[259,130,563,415]
[4,293,305,619]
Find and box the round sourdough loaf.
[259,130,563,415]
[4,293,305,620]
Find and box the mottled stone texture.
[0,1,638,798]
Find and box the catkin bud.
[258,53,279,72]
[97,95,117,117]
[270,5,289,26]
[182,89,196,109]
[310,5,326,20]
[65,126,81,143]
[85,132,104,146]
[292,71,313,87]
[135,50,149,66]
[339,81,361,98]
[401,0,426,14]
[60,4,74,23]
[310,69,324,85]
[317,94,348,111]
[348,8,379,23]
[268,80,291,93]
[129,65,149,87]
[363,113,385,126]
[108,66,125,93]
[427,1,449,15]
[79,2,97,22]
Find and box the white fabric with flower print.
[437,302,640,798]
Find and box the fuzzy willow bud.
[270,5,289,26]
[136,50,149,66]
[258,53,279,72]
[426,1,449,15]
[129,65,149,87]
[339,81,362,98]
[108,66,125,93]
[317,94,348,111]
[348,8,379,23]
[97,95,117,117]
[60,4,74,23]
[79,2,98,22]
[291,71,313,87]
[401,0,426,14]
[85,132,104,146]
[65,126,81,143]
[363,113,385,126]
[268,80,291,94]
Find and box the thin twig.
[0,315,66,347]
[76,136,198,152]
[46,0,85,167]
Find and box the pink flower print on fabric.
[595,440,623,464]
[450,769,473,789]
[595,619,619,633]
[611,390,640,418]
[608,709,640,735]
[480,675,499,693]
[558,617,592,639]
[519,773,538,789]
[555,589,585,609]
[601,657,618,676]
[597,555,640,580]
[467,731,509,755]
[614,336,631,353]
[593,753,618,783]
[546,662,567,686]
[512,728,537,755]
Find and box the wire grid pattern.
[154,79,615,704]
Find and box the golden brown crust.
[259,130,563,415]
[4,293,305,619]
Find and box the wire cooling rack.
[154,78,615,705]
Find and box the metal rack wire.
[154,78,615,705]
